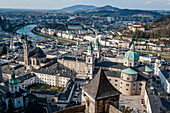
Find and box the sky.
[0,0,170,10]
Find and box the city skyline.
[0,0,170,10]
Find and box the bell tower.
[9,71,19,93]
[23,34,29,66]
[86,42,95,79]
[94,38,101,60]
[154,53,162,75]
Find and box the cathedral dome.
[124,51,139,61]
[124,43,139,61]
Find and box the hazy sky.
[0,0,170,10]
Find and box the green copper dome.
[145,66,154,72]
[124,43,139,61]
[124,51,139,61]
[121,68,138,75]
[9,71,19,85]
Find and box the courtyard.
[119,95,146,113]
[28,84,64,92]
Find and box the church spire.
[87,42,93,55]
[23,33,29,66]
[130,43,135,51]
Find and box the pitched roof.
[29,47,46,58]
[145,66,154,72]
[121,68,138,75]
[81,68,120,100]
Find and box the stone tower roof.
[82,68,120,100]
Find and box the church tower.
[86,42,95,79]
[154,53,162,75]
[23,34,29,66]
[94,38,101,60]
[9,71,19,93]
[123,43,139,67]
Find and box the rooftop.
[82,68,120,100]
[121,68,138,75]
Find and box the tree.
[7,99,14,113]
[123,108,131,113]
[2,44,7,55]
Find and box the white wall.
[159,69,170,93]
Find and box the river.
[16,24,46,39]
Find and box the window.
[121,76,123,78]
[139,88,141,90]
[115,80,118,82]
[126,84,129,86]
[130,63,132,66]
[148,81,150,83]
[127,78,130,80]
[121,82,123,84]
[126,89,128,91]
[133,84,135,86]
[139,83,142,86]
[115,84,117,86]
[133,89,135,90]
[18,101,20,104]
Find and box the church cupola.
[124,42,139,67]
[94,38,101,60]
[130,43,135,51]
[87,42,93,55]
[9,71,19,93]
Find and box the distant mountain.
[81,5,161,17]
[89,5,120,12]
[58,5,96,12]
